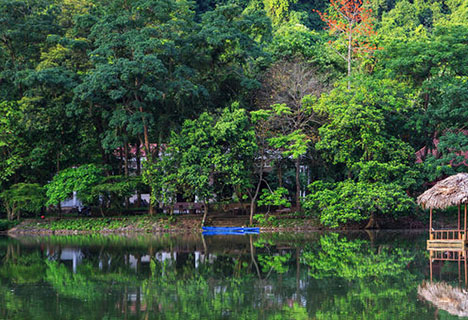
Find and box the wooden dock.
[427,239,468,250]
[426,229,468,250]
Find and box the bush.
[303,180,415,228]
[257,187,291,210]
[45,164,103,207]
[0,219,19,231]
[0,183,46,220]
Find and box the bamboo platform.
[427,239,468,250]
[426,228,468,250]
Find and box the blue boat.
[202,226,260,235]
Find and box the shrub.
[303,180,415,228]
[0,183,46,220]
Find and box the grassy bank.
[0,220,20,231]
[2,212,429,235]
[7,215,201,234]
[5,214,325,234]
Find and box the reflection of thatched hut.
[417,173,468,246]
[418,281,468,317]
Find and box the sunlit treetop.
[314,0,380,56]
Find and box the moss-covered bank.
[1,213,430,235]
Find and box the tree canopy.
[0,0,467,228]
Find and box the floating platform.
[427,239,468,250]
[202,227,260,236]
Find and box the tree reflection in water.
[0,232,436,319]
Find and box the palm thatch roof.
[418,281,468,317]
[417,173,468,210]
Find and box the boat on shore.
[202,226,260,235]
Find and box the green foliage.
[152,112,215,205]
[0,102,26,184]
[276,131,309,158]
[268,23,321,59]
[302,233,414,280]
[258,252,291,273]
[145,107,257,208]
[253,213,278,226]
[0,0,467,228]
[45,164,103,206]
[423,131,468,181]
[314,77,418,188]
[258,187,291,207]
[263,0,297,25]
[0,220,19,231]
[0,183,46,220]
[91,175,140,210]
[45,260,101,300]
[0,252,46,284]
[0,231,435,319]
[28,215,172,232]
[304,180,415,227]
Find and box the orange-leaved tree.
[314,0,378,88]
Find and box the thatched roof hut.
[417,173,468,210]
[418,281,468,317]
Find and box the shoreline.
[4,228,429,236]
[1,215,428,236]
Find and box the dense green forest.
[0,0,467,227]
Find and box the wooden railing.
[431,250,466,261]
[430,229,465,240]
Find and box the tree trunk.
[347,27,352,90]
[136,141,142,207]
[249,143,265,225]
[124,143,129,177]
[124,143,130,210]
[148,194,155,215]
[138,105,154,216]
[249,235,261,279]
[118,147,123,176]
[249,200,256,225]
[278,160,283,188]
[295,158,301,211]
[365,229,377,247]
[365,212,380,229]
[234,187,247,215]
[201,203,208,226]
[56,152,62,218]
[7,204,14,221]
[140,108,151,160]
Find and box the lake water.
[0,231,463,319]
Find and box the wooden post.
[429,208,433,240]
[459,203,461,238]
[465,253,467,288]
[465,203,467,241]
[430,250,433,283]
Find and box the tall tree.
[314,0,378,87]
[311,76,418,227]
[146,107,257,225]
[257,59,325,209]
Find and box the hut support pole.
[459,254,461,285]
[465,255,467,288]
[459,204,461,233]
[430,251,433,283]
[429,208,433,240]
[464,204,467,241]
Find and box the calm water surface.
[0,231,463,319]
